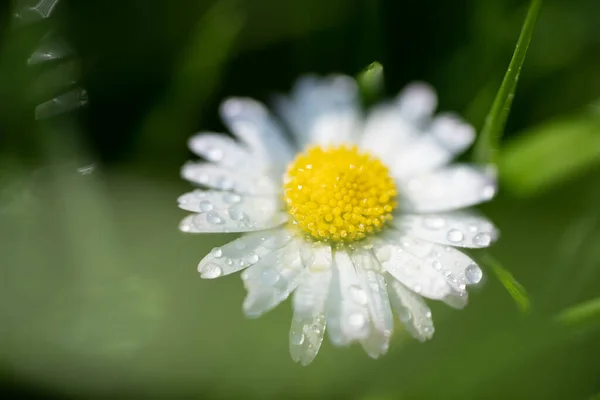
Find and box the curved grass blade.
[482,253,531,312]
[357,61,384,106]
[556,297,600,327]
[473,0,543,164]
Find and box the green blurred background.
[1,0,600,398]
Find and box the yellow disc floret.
[284,145,397,243]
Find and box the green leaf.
[357,61,384,106]
[499,112,600,196]
[482,253,531,312]
[474,0,543,164]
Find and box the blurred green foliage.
[1,0,600,399]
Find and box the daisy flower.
[178,75,498,365]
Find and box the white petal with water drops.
[374,237,452,300]
[394,211,498,248]
[386,275,435,341]
[326,251,371,346]
[351,249,394,358]
[289,244,332,366]
[178,190,286,233]
[275,75,360,147]
[242,239,303,318]
[399,164,497,213]
[181,162,278,195]
[196,228,293,279]
[220,98,294,168]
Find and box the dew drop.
[235,240,247,250]
[228,205,246,221]
[431,260,442,270]
[468,224,479,233]
[201,263,223,279]
[349,285,368,305]
[397,307,412,322]
[290,330,305,345]
[465,264,483,284]
[245,252,259,264]
[447,229,464,243]
[261,269,280,285]
[210,247,223,258]
[413,284,422,293]
[199,200,213,212]
[425,311,432,318]
[473,232,491,247]
[206,211,224,225]
[423,217,445,229]
[224,193,242,204]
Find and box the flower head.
[178,75,498,365]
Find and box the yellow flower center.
[283,145,397,243]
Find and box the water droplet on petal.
[245,252,259,264]
[397,307,412,322]
[261,269,280,286]
[473,232,491,247]
[465,264,483,284]
[201,263,223,279]
[349,285,368,305]
[210,247,223,258]
[199,200,213,212]
[228,205,246,221]
[291,329,305,345]
[447,229,464,243]
[432,260,442,270]
[206,211,224,225]
[413,284,422,293]
[224,193,242,204]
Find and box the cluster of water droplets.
[179,189,286,234]
[197,230,293,279]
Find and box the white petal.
[187,132,266,171]
[395,82,437,123]
[220,97,294,167]
[373,237,453,300]
[241,238,303,318]
[275,75,360,147]
[393,211,499,248]
[385,275,434,341]
[178,190,286,233]
[196,228,293,279]
[351,249,394,358]
[326,251,371,346]
[181,162,278,195]
[289,244,332,366]
[399,164,497,213]
[359,102,420,158]
[386,114,475,178]
[430,113,476,153]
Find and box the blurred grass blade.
[556,297,600,327]
[138,0,243,161]
[474,0,542,164]
[499,112,600,196]
[357,61,384,106]
[482,253,531,312]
